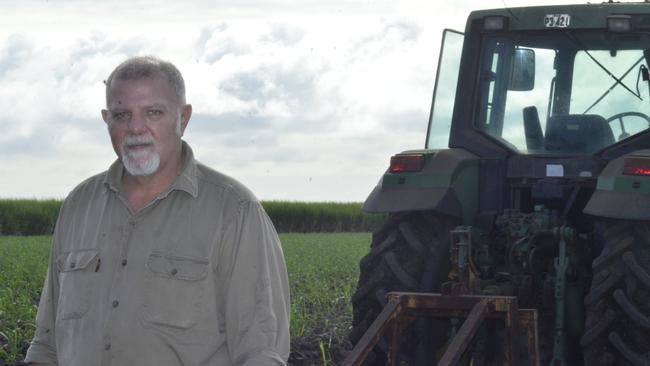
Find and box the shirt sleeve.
[219,200,291,366]
[24,201,68,365]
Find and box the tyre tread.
[350,212,456,365]
[583,221,650,365]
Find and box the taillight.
[389,154,425,173]
[623,157,650,176]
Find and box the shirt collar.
[103,140,199,198]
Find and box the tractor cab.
[429,6,650,158]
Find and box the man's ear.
[101,109,110,125]
[180,104,192,135]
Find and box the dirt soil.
[289,336,353,366]
[288,303,354,366]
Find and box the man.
[25,56,290,365]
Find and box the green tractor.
[348,2,650,365]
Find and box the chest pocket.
[141,251,210,335]
[56,249,100,320]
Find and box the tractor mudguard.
[363,148,479,224]
[584,149,650,220]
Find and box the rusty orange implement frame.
[342,292,539,366]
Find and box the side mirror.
[508,48,535,91]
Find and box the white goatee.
[120,134,160,176]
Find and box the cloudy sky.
[0,0,568,202]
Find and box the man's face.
[102,73,191,177]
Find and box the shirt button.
[104,343,111,351]
[170,268,178,276]
[112,300,119,308]
[121,259,127,266]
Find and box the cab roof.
[467,2,650,31]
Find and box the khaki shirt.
[25,142,290,366]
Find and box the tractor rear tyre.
[349,211,457,365]
[582,220,650,365]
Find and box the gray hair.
[105,56,186,105]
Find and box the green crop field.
[0,233,371,366]
[0,199,385,235]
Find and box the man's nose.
[127,112,147,133]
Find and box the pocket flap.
[56,250,100,272]
[146,251,209,281]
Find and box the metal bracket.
[343,292,540,366]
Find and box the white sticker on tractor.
[547,164,564,177]
[544,14,571,28]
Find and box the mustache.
[123,134,155,147]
